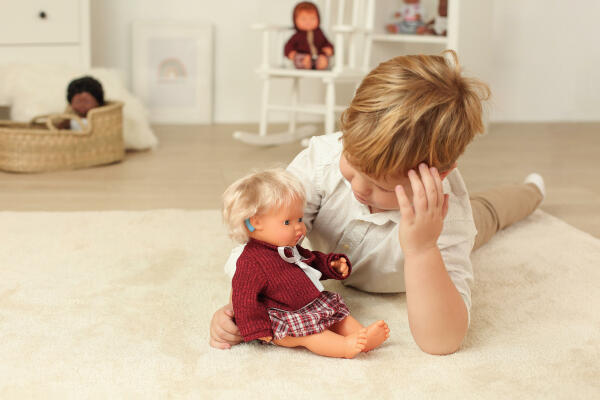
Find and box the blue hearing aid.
[245,218,256,232]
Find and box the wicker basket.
[0,101,125,173]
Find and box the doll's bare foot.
[386,24,399,33]
[344,328,367,359]
[363,320,390,352]
[316,55,328,70]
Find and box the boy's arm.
[403,247,469,355]
[395,164,469,355]
[209,292,242,349]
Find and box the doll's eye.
[284,220,290,225]
[298,218,303,222]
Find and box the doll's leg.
[330,316,390,352]
[273,328,367,359]
[315,55,329,70]
[294,53,312,69]
[470,179,543,251]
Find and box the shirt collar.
[340,171,402,225]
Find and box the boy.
[210,51,544,355]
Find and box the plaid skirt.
[267,291,350,340]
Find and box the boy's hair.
[340,50,490,179]
[222,168,306,243]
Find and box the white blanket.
[0,210,598,398]
[0,64,157,150]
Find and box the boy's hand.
[395,164,449,256]
[209,303,243,349]
[330,257,349,278]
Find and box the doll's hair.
[222,168,306,243]
[293,1,320,29]
[340,50,490,179]
[67,76,105,106]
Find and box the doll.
[284,2,334,70]
[417,0,448,36]
[223,169,389,359]
[385,0,425,34]
[57,76,105,130]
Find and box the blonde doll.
[222,168,389,359]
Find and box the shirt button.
[343,244,350,249]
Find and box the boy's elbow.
[417,339,462,356]
[413,321,468,356]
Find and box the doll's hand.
[330,257,349,278]
[259,336,273,342]
[394,164,449,257]
[288,50,297,60]
[322,46,333,56]
[209,303,243,349]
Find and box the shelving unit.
[369,0,493,89]
[371,33,448,45]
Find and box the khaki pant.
[470,183,543,251]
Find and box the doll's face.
[71,91,99,117]
[296,9,319,31]
[249,198,307,247]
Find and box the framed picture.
[132,21,213,124]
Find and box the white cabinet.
[0,0,90,68]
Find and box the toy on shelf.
[223,169,390,358]
[417,0,448,36]
[385,0,425,34]
[284,1,334,70]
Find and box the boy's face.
[340,155,412,213]
[249,198,307,247]
[296,10,319,31]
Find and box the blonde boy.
[210,51,543,355]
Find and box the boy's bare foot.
[344,328,367,359]
[363,320,390,352]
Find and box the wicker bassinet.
[0,101,125,173]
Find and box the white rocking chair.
[233,0,375,146]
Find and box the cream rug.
[1,210,598,399]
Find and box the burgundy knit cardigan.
[283,28,334,58]
[232,238,351,342]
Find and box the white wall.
[91,0,306,124]
[490,0,600,122]
[91,0,600,123]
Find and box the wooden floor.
[1,122,599,238]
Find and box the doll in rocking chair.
[223,168,390,359]
[284,2,334,70]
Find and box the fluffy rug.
[0,210,598,398]
[0,64,157,150]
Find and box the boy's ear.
[439,163,457,180]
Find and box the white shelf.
[371,33,448,45]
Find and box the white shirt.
[225,133,477,318]
[402,4,424,22]
[70,118,88,130]
[434,16,447,35]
